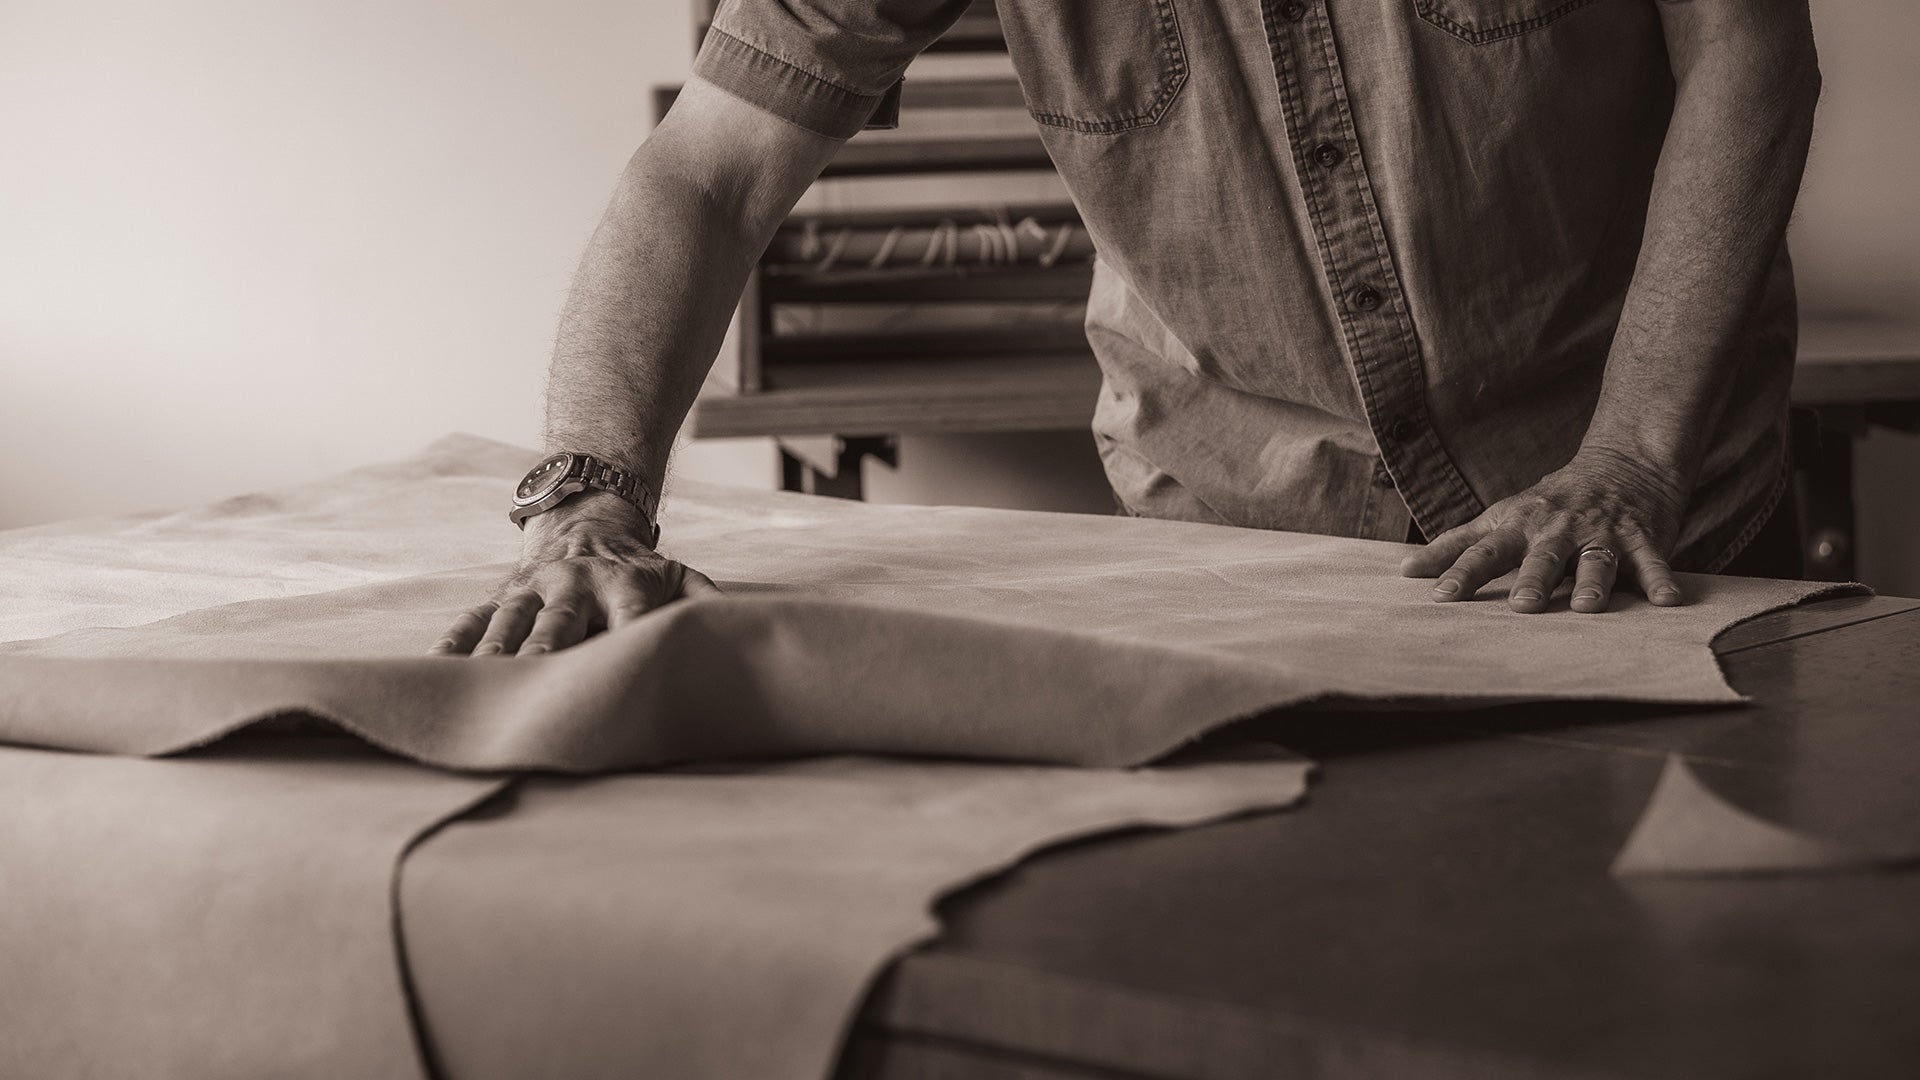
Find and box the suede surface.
[0,434,1860,771]
[0,437,1318,1079]
[402,749,1312,1080]
[0,739,502,1079]
[0,435,1862,1078]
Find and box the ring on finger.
[1578,544,1617,564]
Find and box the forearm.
[539,82,840,513]
[541,159,754,491]
[1583,6,1820,488]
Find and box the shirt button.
[1312,142,1345,168]
[1350,285,1383,312]
[1386,418,1418,444]
[1372,461,1396,489]
[1282,1,1308,21]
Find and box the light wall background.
[1,1,1914,588]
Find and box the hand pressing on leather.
[1399,447,1689,614]
[429,492,718,656]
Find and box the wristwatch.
[509,451,659,546]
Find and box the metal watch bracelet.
[509,451,660,547]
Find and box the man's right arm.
[432,78,843,657]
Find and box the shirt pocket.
[999,0,1189,133]
[1413,0,1602,44]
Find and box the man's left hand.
[1400,447,1688,613]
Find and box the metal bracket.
[777,435,899,500]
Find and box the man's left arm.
[1403,0,1821,612]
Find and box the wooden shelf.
[816,136,1051,178]
[655,77,1028,120]
[692,317,1920,442]
[780,202,1078,231]
[763,264,1093,304]
[690,353,1101,439]
[1792,316,1920,406]
[763,325,1090,364]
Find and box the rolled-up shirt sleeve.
[693,0,971,138]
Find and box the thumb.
[678,565,722,598]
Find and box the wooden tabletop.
[841,594,1920,1079]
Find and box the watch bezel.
[513,452,578,509]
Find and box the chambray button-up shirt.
[694,0,1798,571]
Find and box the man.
[433,0,1820,658]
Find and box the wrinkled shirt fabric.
[693,0,1797,570]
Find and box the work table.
[848,594,1920,1079]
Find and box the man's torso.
[698,0,1799,569]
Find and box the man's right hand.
[427,77,835,660]
[429,492,717,657]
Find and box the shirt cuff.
[692,27,897,140]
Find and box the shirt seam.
[1698,437,1792,575]
[1307,14,1482,528]
[1413,0,1601,45]
[1029,0,1190,133]
[1271,0,1479,537]
[707,26,891,102]
[694,26,891,138]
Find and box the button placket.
[1262,0,1482,535]
[1371,459,1396,489]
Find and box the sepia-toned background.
[2,0,1913,590]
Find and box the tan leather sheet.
[0,739,502,1079]
[402,750,1311,1080]
[0,435,1865,1078]
[0,435,1859,771]
[0,438,526,643]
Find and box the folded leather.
[0,589,1305,769]
[0,521,1862,773]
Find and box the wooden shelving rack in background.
[669,0,1098,496]
[664,3,1920,577]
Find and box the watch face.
[515,452,575,506]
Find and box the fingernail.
[473,644,501,656]
[1432,580,1461,598]
[1574,590,1601,604]
[520,644,548,656]
[1512,589,1541,605]
[1654,587,1681,604]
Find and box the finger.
[1401,518,1491,578]
[1569,544,1621,614]
[471,592,542,656]
[428,602,497,655]
[1624,539,1684,606]
[1431,527,1527,602]
[1509,535,1576,614]
[517,597,596,656]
